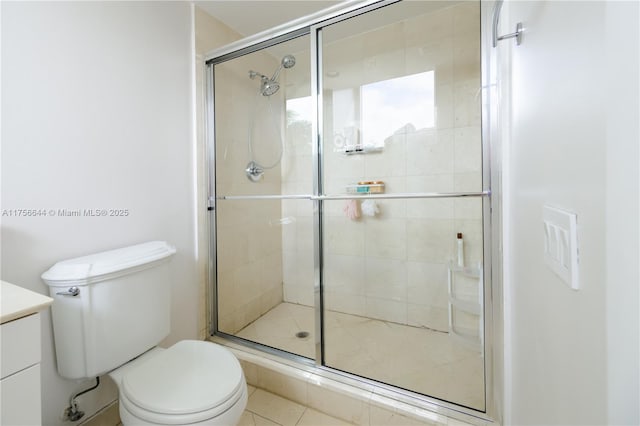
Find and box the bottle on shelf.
[456,232,465,268]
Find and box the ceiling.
[195,1,342,37]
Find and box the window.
[361,71,435,148]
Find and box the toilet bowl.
[109,340,247,426]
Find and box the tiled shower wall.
[281,2,482,332]
[215,52,285,334]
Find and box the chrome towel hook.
[492,0,523,47]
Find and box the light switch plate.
[543,205,579,290]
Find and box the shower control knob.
[245,161,264,182]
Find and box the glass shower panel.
[321,1,482,196]
[320,1,484,410]
[216,198,316,358]
[214,35,316,358]
[214,37,312,197]
[323,197,485,410]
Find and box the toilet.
[42,241,247,426]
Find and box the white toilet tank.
[42,241,176,380]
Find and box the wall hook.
[497,22,523,46]
[492,0,523,47]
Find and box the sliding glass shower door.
[318,1,485,410]
[209,0,488,413]
[213,34,316,359]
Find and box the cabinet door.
[0,364,42,426]
[1,313,40,379]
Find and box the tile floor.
[82,387,352,426]
[236,303,484,410]
[241,385,354,426]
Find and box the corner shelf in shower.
[447,262,484,352]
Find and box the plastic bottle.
[457,233,465,267]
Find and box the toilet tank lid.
[41,241,176,286]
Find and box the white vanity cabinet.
[0,281,53,426]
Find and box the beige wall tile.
[407,262,449,302]
[365,257,408,301]
[406,129,454,175]
[325,217,366,256]
[366,297,407,324]
[407,261,449,330]
[407,218,455,262]
[364,219,407,260]
[454,127,482,173]
[324,254,366,295]
[364,137,406,178]
[435,84,455,130]
[454,197,483,220]
[297,408,354,426]
[256,366,309,406]
[408,304,448,332]
[307,383,370,425]
[453,172,482,192]
[324,292,367,317]
[370,404,438,426]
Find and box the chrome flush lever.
[57,286,80,297]
[493,0,523,47]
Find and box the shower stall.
[206,0,494,417]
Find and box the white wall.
[194,5,244,340]
[500,1,639,424]
[1,2,196,424]
[604,2,640,423]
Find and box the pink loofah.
[343,199,361,220]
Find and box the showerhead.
[271,54,296,82]
[281,54,296,69]
[260,78,280,96]
[249,71,279,96]
[249,54,296,96]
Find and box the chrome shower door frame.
[204,0,501,422]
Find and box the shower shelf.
[345,182,385,194]
[340,146,384,155]
[447,262,484,351]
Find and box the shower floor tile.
[237,302,316,358]
[236,302,484,410]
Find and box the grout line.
[248,385,258,397]
[294,407,308,426]
[248,410,285,426]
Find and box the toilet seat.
[120,382,246,425]
[118,340,246,425]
